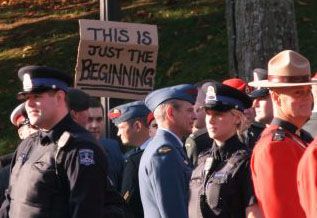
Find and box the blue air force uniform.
[139,84,197,218]
[139,129,192,218]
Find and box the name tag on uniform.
[213,172,226,179]
[79,149,95,166]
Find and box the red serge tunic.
[297,138,317,218]
[251,118,311,218]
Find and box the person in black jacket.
[0,65,108,218]
[188,82,260,218]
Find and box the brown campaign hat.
[249,50,317,88]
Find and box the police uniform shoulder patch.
[79,149,95,166]
[157,146,173,154]
[272,128,286,141]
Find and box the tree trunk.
[226,0,298,81]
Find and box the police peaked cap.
[204,81,252,112]
[17,65,73,96]
[248,88,270,99]
[108,100,151,126]
[145,84,198,112]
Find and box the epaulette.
[157,145,173,155]
[188,128,208,139]
[57,131,71,149]
[125,148,144,160]
[272,128,286,141]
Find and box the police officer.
[0,103,38,207]
[249,50,315,218]
[246,68,273,149]
[109,100,151,218]
[0,65,108,218]
[185,81,213,167]
[139,84,197,218]
[188,82,258,218]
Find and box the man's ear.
[166,105,175,122]
[133,120,142,131]
[271,90,281,107]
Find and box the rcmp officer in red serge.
[108,100,151,218]
[0,66,108,218]
[139,84,197,218]
[249,50,315,218]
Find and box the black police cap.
[204,81,252,112]
[17,65,73,97]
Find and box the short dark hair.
[89,97,104,117]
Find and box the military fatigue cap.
[145,84,198,112]
[204,81,252,112]
[108,100,151,126]
[10,103,28,127]
[17,65,73,99]
[67,88,90,112]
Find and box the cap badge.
[23,73,33,90]
[206,86,216,101]
[108,108,121,119]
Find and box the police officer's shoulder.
[125,148,143,160]
[156,145,174,155]
[188,128,208,139]
[271,127,286,141]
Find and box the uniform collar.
[159,128,183,147]
[140,138,151,150]
[211,135,246,161]
[39,114,72,145]
[271,118,298,134]
[271,117,313,143]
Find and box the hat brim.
[17,87,54,100]
[203,104,234,112]
[249,88,269,99]
[248,80,317,88]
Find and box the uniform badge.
[79,149,95,166]
[185,143,191,148]
[272,128,286,141]
[123,191,130,201]
[204,157,214,173]
[23,73,33,90]
[205,86,216,102]
[158,146,172,154]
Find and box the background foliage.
[0,0,316,154]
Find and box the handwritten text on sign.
[75,19,158,99]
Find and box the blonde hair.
[230,109,249,137]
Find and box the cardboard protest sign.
[75,19,158,99]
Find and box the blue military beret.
[108,101,151,126]
[204,81,252,112]
[145,84,198,112]
[17,65,73,98]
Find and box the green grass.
[0,0,316,154]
